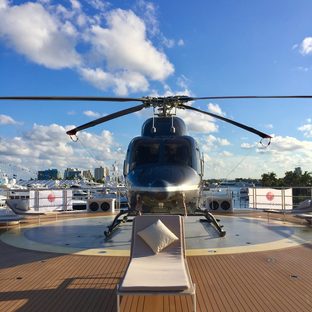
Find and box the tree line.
[204,169,312,188]
[261,170,312,187]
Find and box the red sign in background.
[48,193,56,202]
[266,192,274,201]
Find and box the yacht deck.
[0,211,311,312]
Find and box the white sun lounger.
[116,215,196,311]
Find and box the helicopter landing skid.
[104,210,129,239]
[104,210,137,239]
[199,210,226,237]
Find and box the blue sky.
[0,0,312,179]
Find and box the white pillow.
[137,219,179,254]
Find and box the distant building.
[38,169,61,180]
[64,168,82,179]
[94,166,105,181]
[82,170,93,180]
[294,167,302,175]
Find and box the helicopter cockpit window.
[130,143,160,170]
[164,142,191,166]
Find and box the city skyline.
[1,0,312,179]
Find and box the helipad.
[1,215,311,256]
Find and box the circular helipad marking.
[0,215,311,256]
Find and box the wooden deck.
[0,213,311,312]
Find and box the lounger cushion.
[137,219,178,253]
[120,251,191,291]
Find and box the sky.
[0,0,312,180]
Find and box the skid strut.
[105,209,226,238]
[104,210,130,238]
[199,210,226,237]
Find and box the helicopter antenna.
[171,115,176,133]
[152,107,157,133]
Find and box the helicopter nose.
[151,179,169,188]
[150,179,170,200]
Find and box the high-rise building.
[82,170,93,180]
[64,168,82,179]
[38,169,61,180]
[94,166,105,181]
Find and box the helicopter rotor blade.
[181,104,272,139]
[66,103,145,136]
[0,96,144,102]
[1,95,312,102]
[187,95,312,101]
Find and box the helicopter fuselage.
[123,116,203,214]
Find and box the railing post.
[281,188,286,221]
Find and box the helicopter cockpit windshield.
[164,142,191,166]
[129,139,192,171]
[132,143,160,169]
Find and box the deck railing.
[234,186,312,211]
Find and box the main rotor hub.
[142,95,190,117]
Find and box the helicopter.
[1,94,311,237]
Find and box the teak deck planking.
[0,212,311,312]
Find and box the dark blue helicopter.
[2,94,310,237]
[64,95,274,237]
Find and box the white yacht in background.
[0,173,26,190]
[0,195,7,208]
[6,189,73,214]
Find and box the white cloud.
[87,0,108,11]
[0,114,19,125]
[296,66,310,72]
[218,138,231,146]
[177,39,184,46]
[178,109,218,133]
[0,2,175,95]
[268,135,312,152]
[219,151,233,157]
[135,0,181,49]
[136,0,159,36]
[199,135,231,156]
[204,137,312,179]
[298,122,312,137]
[300,37,312,55]
[174,102,227,134]
[161,37,175,48]
[241,142,256,149]
[79,67,149,95]
[89,9,174,81]
[70,0,81,10]
[207,103,226,116]
[0,2,81,69]
[0,123,124,177]
[203,135,230,147]
[176,75,189,90]
[83,110,101,118]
